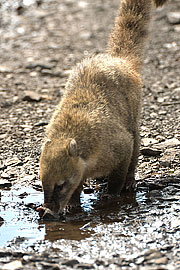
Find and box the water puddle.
[0,186,44,247]
[0,179,180,250]
[0,184,139,247]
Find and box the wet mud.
[0,0,180,269]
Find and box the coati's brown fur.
[40,0,167,215]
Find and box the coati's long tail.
[107,0,167,70]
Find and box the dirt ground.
[0,0,180,269]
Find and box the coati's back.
[39,0,168,218]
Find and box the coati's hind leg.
[107,165,129,194]
[108,140,133,194]
[123,129,140,191]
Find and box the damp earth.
[0,0,180,269]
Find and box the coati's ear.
[68,139,79,157]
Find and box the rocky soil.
[0,0,180,269]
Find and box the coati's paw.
[36,206,64,221]
[123,176,136,191]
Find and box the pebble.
[141,148,162,157]
[21,175,36,182]
[147,257,168,265]
[1,172,10,179]
[170,219,180,229]
[2,260,23,270]
[0,65,12,73]
[22,91,49,102]
[26,63,54,70]
[155,138,180,148]
[0,216,4,224]
[34,121,48,127]
[62,259,80,267]
[77,264,95,269]
[40,69,61,77]
[141,138,158,147]
[145,251,163,261]
[40,262,60,269]
[167,12,180,24]
[5,157,22,167]
[160,161,171,167]
[0,179,12,188]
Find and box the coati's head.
[40,138,85,215]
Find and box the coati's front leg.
[69,182,83,206]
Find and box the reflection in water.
[42,190,138,242]
[42,220,93,241]
[0,183,140,246]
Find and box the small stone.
[167,12,180,24]
[174,25,180,32]
[18,192,28,199]
[1,101,12,108]
[141,148,162,157]
[23,91,42,102]
[16,5,25,15]
[157,96,166,103]
[77,264,95,269]
[34,121,48,127]
[22,91,50,102]
[52,266,60,270]
[173,87,180,97]
[0,216,4,224]
[135,256,145,265]
[40,69,54,76]
[171,219,180,229]
[141,138,158,147]
[62,259,80,267]
[30,71,38,77]
[0,65,12,73]
[40,262,59,269]
[1,172,10,179]
[2,260,23,270]
[26,63,54,70]
[148,257,168,265]
[155,138,180,148]
[159,110,167,115]
[95,260,105,266]
[0,179,12,188]
[146,251,162,260]
[78,1,89,8]
[21,175,36,182]
[5,157,22,167]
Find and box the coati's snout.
[43,183,68,213]
[40,138,85,215]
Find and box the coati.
[39,0,167,217]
